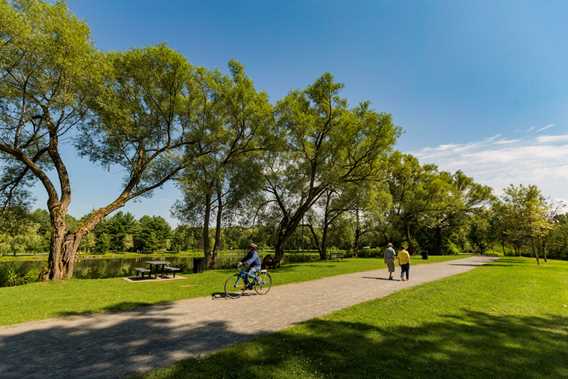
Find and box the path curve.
[0,256,495,378]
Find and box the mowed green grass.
[0,255,463,326]
[144,257,568,379]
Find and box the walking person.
[398,246,411,281]
[384,242,397,280]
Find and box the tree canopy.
[0,0,564,280]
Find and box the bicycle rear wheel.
[254,271,272,295]
[224,274,245,299]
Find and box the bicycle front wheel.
[224,274,245,299]
[254,271,272,295]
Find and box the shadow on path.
[0,302,261,379]
[148,310,568,379]
[210,292,259,300]
[361,276,401,281]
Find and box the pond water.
[0,252,321,287]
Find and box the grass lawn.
[0,255,464,326]
[143,257,568,379]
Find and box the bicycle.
[224,264,272,299]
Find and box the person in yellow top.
[397,248,411,281]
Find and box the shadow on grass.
[450,258,527,268]
[2,302,567,379]
[449,263,496,267]
[144,310,568,379]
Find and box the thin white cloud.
[412,132,568,200]
[484,134,502,142]
[535,123,556,133]
[493,138,520,145]
[536,134,568,144]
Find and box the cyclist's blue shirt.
[242,249,261,267]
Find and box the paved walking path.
[0,256,495,378]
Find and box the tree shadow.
[2,304,566,379]
[148,310,568,379]
[57,301,174,317]
[0,302,258,379]
[451,258,526,268]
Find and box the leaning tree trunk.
[306,224,324,260]
[352,209,361,257]
[274,232,287,263]
[273,200,315,263]
[202,191,212,265]
[320,223,329,260]
[209,188,223,269]
[274,222,296,263]
[48,233,84,280]
[46,209,85,280]
[532,240,540,265]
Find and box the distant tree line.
[3,178,566,265]
[0,1,565,282]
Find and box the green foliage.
[263,73,399,255]
[1,0,562,280]
[134,216,172,252]
[0,206,44,256]
[547,214,568,260]
[491,184,553,262]
[0,262,38,286]
[468,209,492,253]
[0,0,100,202]
[445,240,461,255]
[378,152,493,254]
[173,60,273,259]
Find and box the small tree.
[496,184,552,264]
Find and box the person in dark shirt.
[384,242,397,280]
[239,243,262,289]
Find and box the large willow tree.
[265,73,400,261]
[174,61,273,267]
[0,1,209,279]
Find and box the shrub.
[445,241,461,255]
[0,264,28,287]
[356,248,383,258]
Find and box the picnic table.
[134,260,181,279]
[146,260,169,278]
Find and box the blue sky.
[31,0,568,223]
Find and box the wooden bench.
[134,267,151,279]
[329,252,344,261]
[164,266,181,278]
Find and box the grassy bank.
[144,257,568,379]
[0,255,464,326]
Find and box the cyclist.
[238,243,262,289]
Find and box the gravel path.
[0,256,495,378]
